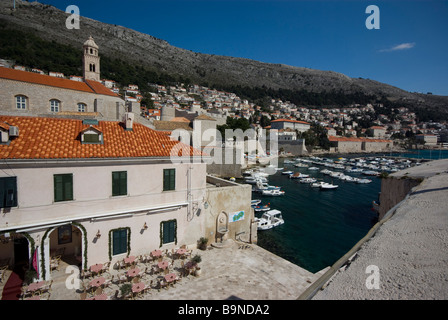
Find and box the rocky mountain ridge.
[1,0,447,115]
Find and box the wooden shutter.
[54,174,73,202]
[113,229,127,256]
[163,169,175,191]
[0,177,17,208]
[163,220,176,244]
[63,174,73,201]
[112,171,127,196]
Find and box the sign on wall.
[229,210,244,223]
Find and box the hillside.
[1,0,447,118]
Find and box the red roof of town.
[271,119,309,125]
[328,136,392,143]
[0,116,204,160]
[0,67,119,97]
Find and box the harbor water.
[253,158,381,273]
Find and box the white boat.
[251,199,262,206]
[311,181,325,188]
[320,182,338,190]
[356,178,372,184]
[363,170,379,176]
[253,180,281,193]
[254,209,284,231]
[245,176,268,184]
[261,189,285,196]
[253,204,271,212]
[281,170,293,175]
[294,163,309,168]
[308,167,319,171]
[289,172,309,179]
[300,177,317,184]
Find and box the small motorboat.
[294,163,309,168]
[289,172,309,179]
[253,204,271,212]
[281,170,293,175]
[320,182,338,190]
[261,189,285,196]
[251,199,262,206]
[311,181,325,188]
[356,178,372,184]
[254,209,284,231]
[300,177,317,184]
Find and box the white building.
[0,114,207,280]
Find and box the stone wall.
[203,176,255,245]
[378,176,422,220]
[0,78,125,120]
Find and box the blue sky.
[39,0,448,95]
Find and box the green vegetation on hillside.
[0,23,189,92]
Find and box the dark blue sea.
[385,149,448,160]
[253,158,381,273]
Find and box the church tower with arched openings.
[82,36,100,82]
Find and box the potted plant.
[190,254,202,276]
[120,283,132,299]
[197,237,208,250]
[24,269,37,285]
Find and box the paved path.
[44,241,327,300]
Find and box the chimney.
[123,112,134,131]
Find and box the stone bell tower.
[82,36,100,82]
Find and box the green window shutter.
[163,169,175,191]
[112,171,127,196]
[0,177,18,208]
[113,229,127,256]
[170,170,175,190]
[120,171,127,195]
[64,174,73,201]
[54,174,73,202]
[112,171,119,196]
[54,175,63,202]
[162,220,176,244]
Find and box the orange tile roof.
[271,118,309,125]
[328,136,392,143]
[0,67,119,97]
[0,116,203,160]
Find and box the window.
[112,229,128,256]
[112,171,127,196]
[50,99,60,112]
[163,169,176,191]
[54,174,73,202]
[161,220,176,245]
[0,177,18,208]
[83,133,100,143]
[15,95,27,110]
[78,103,86,112]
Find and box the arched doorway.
[0,232,30,270]
[47,224,83,277]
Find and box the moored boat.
[254,209,284,231]
[253,204,271,212]
[300,177,317,184]
[320,182,338,190]
[261,189,285,196]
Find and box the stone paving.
[29,240,328,300]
